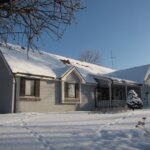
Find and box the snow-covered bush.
[127,90,143,110]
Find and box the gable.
[145,75,150,85]
[61,67,85,83]
[65,71,81,83]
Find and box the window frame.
[25,79,35,96]
[20,77,40,100]
[67,83,76,98]
[64,82,80,103]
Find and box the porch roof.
[93,74,140,86]
[106,64,150,84]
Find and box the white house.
[0,43,149,113]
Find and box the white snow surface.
[0,109,150,150]
[0,44,114,83]
[107,64,150,84]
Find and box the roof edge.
[60,66,86,83]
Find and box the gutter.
[15,72,55,80]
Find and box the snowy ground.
[0,109,150,150]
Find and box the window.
[25,79,35,96]
[20,78,40,97]
[68,83,76,98]
[65,82,79,99]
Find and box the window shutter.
[75,84,79,98]
[20,78,25,96]
[65,83,68,98]
[35,80,40,97]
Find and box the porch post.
[109,82,112,107]
[125,84,128,100]
[61,81,65,103]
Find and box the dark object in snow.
[60,59,71,65]
[135,117,150,136]
[127,90,143,110]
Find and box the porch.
[95,76,141,108]
[96,99,126,108]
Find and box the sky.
[36,0,150,70]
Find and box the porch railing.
[96,99,126,108]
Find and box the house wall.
[0,53,14,113]
[141,75,150,107]
[145,75,150,85]
[141,85,149,107]
[16,78,96,112]
[80,84,96,110]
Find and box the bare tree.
[0,0,84,49]
[79,50,100,64]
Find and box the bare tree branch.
[0,0,84,49]
[79,50,100,64]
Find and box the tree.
[79,50,100,64]
[0,0,84,49]
[127,90,143,110]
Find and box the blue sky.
[37,0,150,70]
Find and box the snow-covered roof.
[93,74,138,85]
[2,43,148,84]
[0,43,114,83]
[106,64,150,84]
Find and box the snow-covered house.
[0,44,148,113]
[107,65,150,107]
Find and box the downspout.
[12,74,17,113]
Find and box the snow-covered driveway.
[0,110,150,150]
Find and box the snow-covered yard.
[0,109,150,150]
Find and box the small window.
[68,83,76,98]
[20,78,40,97]
[65,82,79,99]
[25,79,35,96]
